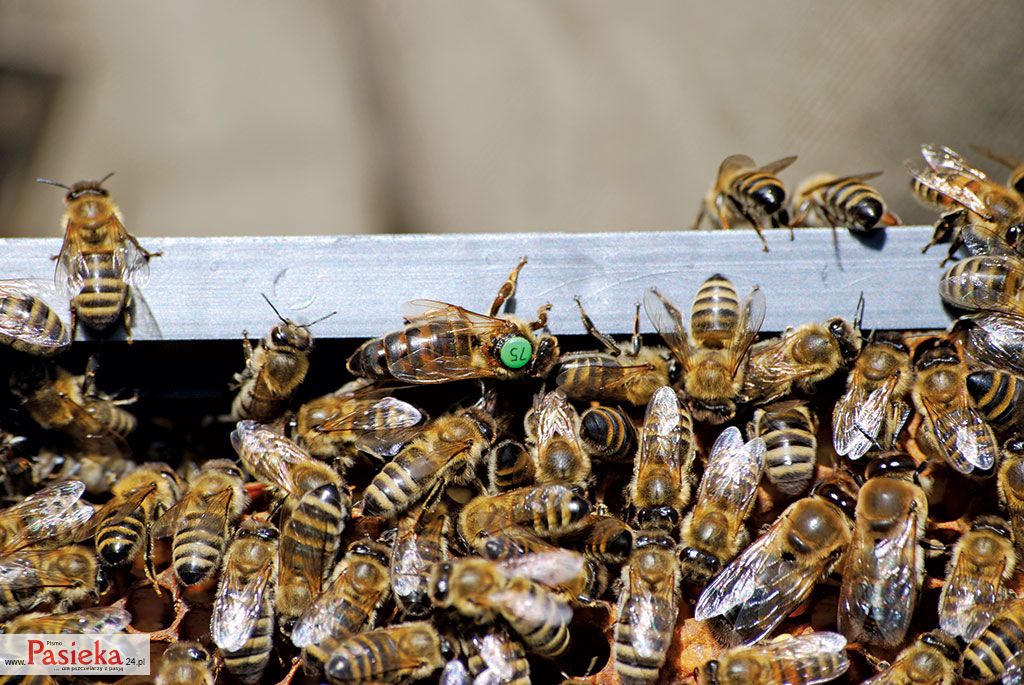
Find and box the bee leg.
[714,195,732,229]
[574,296,618,354]
[729,197,770,252]
[530,302,552,331]
[69,302,79,342]
[143,522,162,596]
[241,330,254,365]
[693,202,707,229]
[630,302,642,356]
[126,233,162,261]
[123,290,134,344]
[82,355,100,397]
[489,256,528,317]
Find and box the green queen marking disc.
[499,336,533,369]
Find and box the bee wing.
[490,582,572,634]
[940,546,1010,639]
[966,313,1024,375]
[727,286,767,377]
[54,230,88,298]
[839,509,920,646]
[390,345,502,383]
[643,288,692,369]
[905,161,992,218]
[695,427,765,515]
[280,484,343,599]
[111,222,152,289]
[920,143,988,179]
[695,513,819,644]
[557,361,663,394]
[0,481,92,554]
[0,553,80,591]
[291,563,386,647]
[718,155,756,178]
[401,300,512,331]
[939,256,1024,315]
[833,374,899,460]
[320,397,424,433]
[971,144,1024,171]
[127,288,163,339]
[152,487,233,540]
[744,632,849,683]
[921,396,997,474]
[212,562,274,653]
[0,280,72,355]
[231,420,308,496]
[73,483,157,542]
[758,155,798,175]
[623,565,678,659]
[469,630,520,681]
[637,386,685,473]
[496,550,586,587]
[16,607,134,634]
[742,334,812,403]
[535,390,580,448]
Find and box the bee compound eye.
[498,336,533,369]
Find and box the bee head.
[37,173,114,201]
[9,361,53,397]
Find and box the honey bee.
[462,626,530,685]
[389,494,449,617]
[75,462,180,572]
[485,439,534,492]
[907,144,1024,262]
[627,385,696,530]
[294,379,424,465]
[212,515,279,684]
[580,507,634,565]
[0,546,106,621]
[0,480,93,554]
[6,448,133,496]
[323,621,449,684]
[156,641,217,685]
[152,458,247,586]
[742,314,862,406]
[793,172,900,233]
[998,437,1024,551]
[530,389,591,488]
[680,427,766,582]
[230,294,336,422]
[577,405,637,463]
[839,454,928,648]
[231,420,344,511]
[644,274,765,423]
[2,606,131,634]
[968,368,1024,437]
[429,551,580,657]
[613,529,681,685]
[938,515,1016,642]
[861,630,961,685]
[696,154,798,251]
[458,483,592,558]
[833,332,914,461]
[347,258,558,383]
[0,280,71,356]
[697,631,850,685]
[911,340,998,476]
[940,254,1024,377]
[362,407,497,518]
[292,541,391,672]
[751,400,817,496]
[555,299,672,406]
[695,479,855,644]
[278,482,348,627]
[37,174,160,339]
[10,357,136,453]
[963,597,1024,683]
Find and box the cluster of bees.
[1,143,1024,685]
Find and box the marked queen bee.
[347,258,558,383]
[644,275,765,424]
[37,174,160,340]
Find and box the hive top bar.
[0,228,950,342]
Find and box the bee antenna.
[854,423,884,453]
[305,311,337,328]
[260,293,288,323]
[99,172,116,185]
[35,178,71,190]
[853,292,866,331]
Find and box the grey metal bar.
[0,227,950,341]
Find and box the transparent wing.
[727,286,767,377]
[74,483,157,542]
[469,629,521,681]
[0,481,91,554]
[54,230,88,298]
[212,562,273,653]
[742,333,818,403]
[319,397,424,433]
[744,632,849,684]
[535,390,581,451]
[497,550,586,587]
[906,162,991,218]
[938,256,1024,315]
[128,288,163,339]
[110,223,152,288]
[718,155,756,179]
[940,544,1010,640]
[921,397,997,474]
[0,552,81,591]
[921,143,988,179]
[12,607,133,634]
[758,155,798,175]
[833,374,899,460]
[291,561,386,648]
[231,420,309,496]
[388,345,502,383]
[839,509,920,645]
[643,288,691,369]
[280,484,343,600]
[151,487,232,540]
[965,313,1024,376]
[556,359,663,394]
[623,563,678,659]
[491,582,572,637]
[695,427,765,517]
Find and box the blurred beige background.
[1,0,1022,237]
